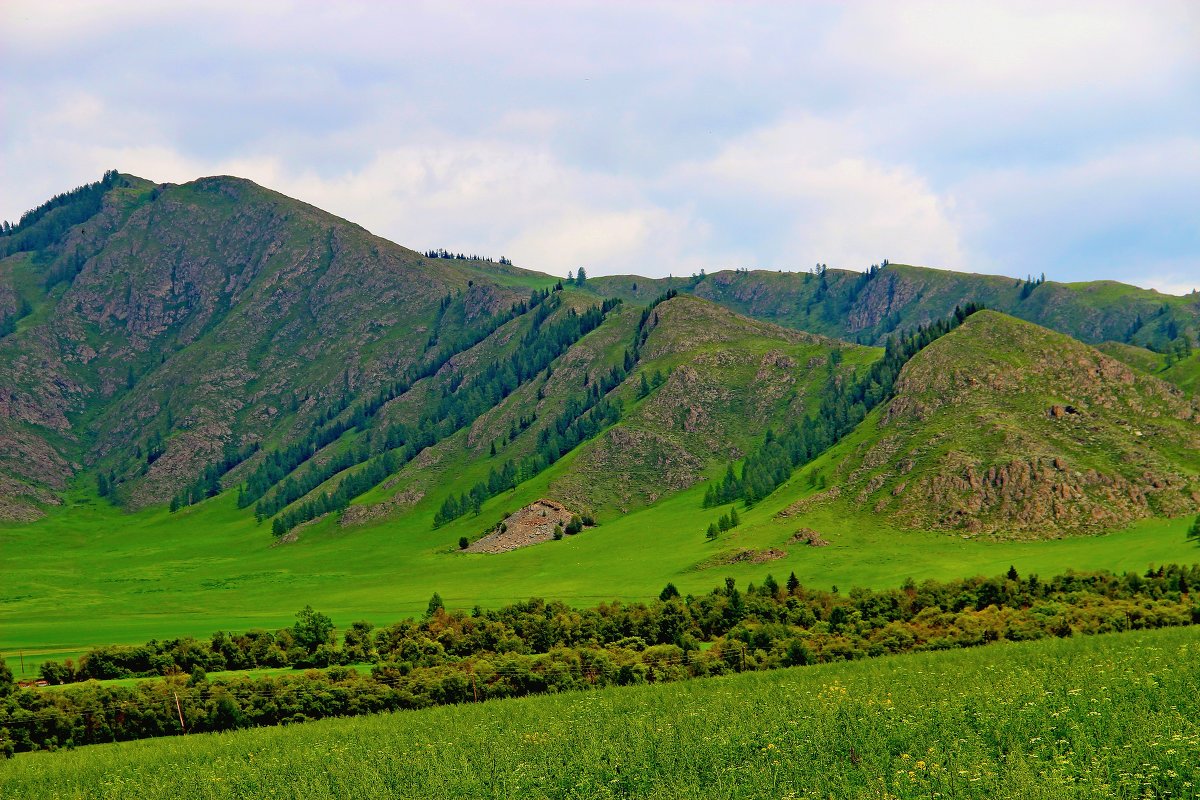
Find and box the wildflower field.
[3,625,1197,799]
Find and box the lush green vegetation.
[4,563,1197,754]
[5,467,1199,678]
[2,626,1197,798]
[1098,339,1200,395]
[589,263,1200,352]
[434,291,671,527]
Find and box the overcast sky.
[2,1,1197,292]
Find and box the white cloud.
[828,0,1199,95]
[1139,272,1199,298]
[949,137,1200,280]
[674,118,965,270]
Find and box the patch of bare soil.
[776,486,841,517]
[698,548,788,569]
[788,528,830,547]
[465,499,583,554]
[339,486,425,527]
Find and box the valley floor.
[2,626,1196,799]
[2,469,1197,672]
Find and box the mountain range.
[1,172,1197,541]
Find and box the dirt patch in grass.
[697,547,788,569]
[788,528,830,547]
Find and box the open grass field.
[3,626,1197,799]
[3,451,1196,677]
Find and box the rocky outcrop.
[829,311,1200,538]
[465,499,583,554]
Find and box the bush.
[38,661,73,686]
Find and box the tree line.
[433,359,626,527]
[4,563,1198,755]
[170,288,559,515]
[0,170,125,260]
[423,249,513,266]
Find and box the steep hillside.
[811,311,1200,536]
[587,264,1200,349]
[322,294,877,532]
[0,173,553,519]
[547,296,877,512]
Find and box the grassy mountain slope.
[587,264,1200,349]
[0,174,556,519]
[322,294,873,530]
[549,296,877,512]
[806,311,1200,536]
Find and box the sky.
[2,1,1198,293]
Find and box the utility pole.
[19,650,24,677]
[174,691,186,734]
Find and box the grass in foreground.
[3,626,1197,799]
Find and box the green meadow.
[3,626,1197,799]
[3,448,1195,676]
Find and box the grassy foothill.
[1,626,1196,799]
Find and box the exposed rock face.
[698,547,788,568]
[788,528,830,547]
[830,311,1200,538]
[465,499,580,554]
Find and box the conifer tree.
[425,592,444,617]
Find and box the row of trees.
[432,289,677,527]
[5,564,1199,754]
[423,249,513,266]
[705,506,741,540]
[1018,272,1047,299]
[170,442,259,511]
[236,289,557,511]
[0,297,31,339]
[171,289,565,519]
